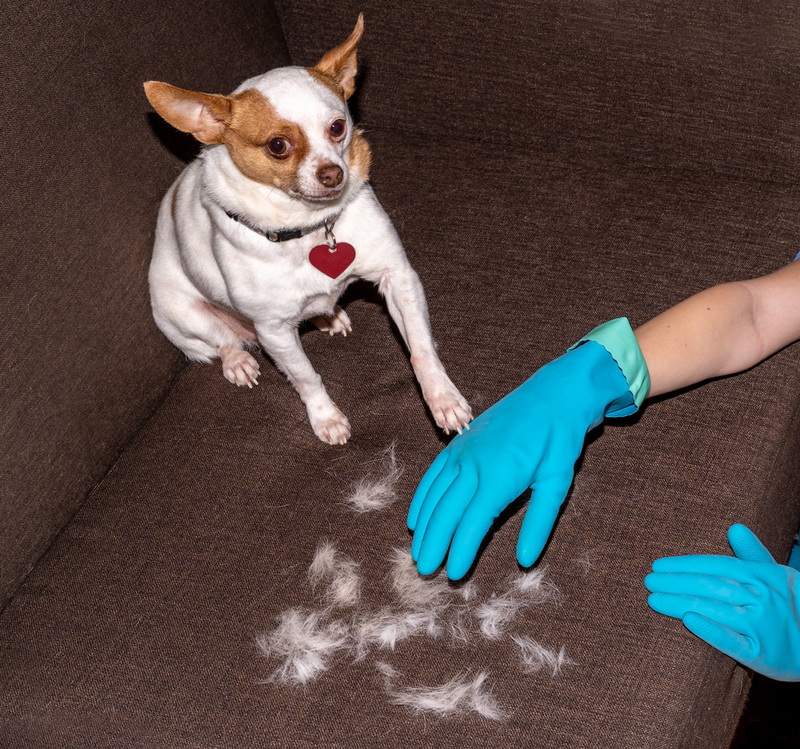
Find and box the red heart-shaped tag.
[308,242,356,279]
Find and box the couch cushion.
[2,131,799,747]
[276,0,800,184]
[0,0,290,606]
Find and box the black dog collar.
[225,210,340,243]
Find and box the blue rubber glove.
[408,318,650,580]
[646,524,800,681]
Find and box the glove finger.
[682,612,757,664]
[652,554,752,579]
[648,591,691,619]
[445,479,513,581]
[411,460,461,560]
[728,524,776,565]
[645,572,750,606]
[647,592,746,630]
[408,448,450,531]
[415,466,479,576]
[515,469,575,568]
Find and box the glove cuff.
[569,317,651,418]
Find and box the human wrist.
[569,317,651,418]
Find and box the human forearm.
[635,281,760,397]
[635,261,800,398]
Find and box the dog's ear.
[312,13,363,99]
[144,82,232,144]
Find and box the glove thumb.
[516,469,574,568]
[728,523,776,565]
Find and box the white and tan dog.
[144,16,472,444]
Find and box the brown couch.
[3,1,800,746]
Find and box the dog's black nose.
[317,164,343,188]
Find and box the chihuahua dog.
[144,15,472,444]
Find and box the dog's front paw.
[428,387,474,436]
[220,346,260,388]
[309,404,352,445]
[310,306,353,337]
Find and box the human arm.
[638,260,800,679]
[636,259,800,396]
[409,259,800,581]
[408,318,648,580]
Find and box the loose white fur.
[475,567,562,640]
[343,442,404,513]
[512,566,559,599]
[574,551,596,576]
[145,17,472,445]
[350,547,485,657]
[446,606,474,644]
[256,609,350,686]
[474,593,524,641]
[388,547,454,610]
[258,508,569,706]
[376,662,506,721]
[353,608,442,660]
[307,540,339,584]
[512,635,575,677]
[308,540,362,607]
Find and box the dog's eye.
[267,138,292,159]
[329,120,347,141]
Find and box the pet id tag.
[308,242,355,278]
[309,221,355,278]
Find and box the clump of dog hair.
[474,593,524,640]
[307,540,362,607]
[258,537,570,703]
[512,635,575,677]
[457,581,478,602]
[447,607,473,644]
[343,442,404,513]
[256,609,350,686]
[353,608,442,660]
[363,551,482,648]
[388,547,454,610]
[475,567,562,640]
[351,548,465,657]
[376,662,507,721]
[512,566,562,604]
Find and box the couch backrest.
[276,0,800,185]
[0,0,290,606]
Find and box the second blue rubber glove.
[408,318,650,580]
[646,524,800,681]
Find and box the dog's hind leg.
[218,345,260,387]
[152,291,261,387]
[201,302,261,386]
[309,305,353,337]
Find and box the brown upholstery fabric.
[0,0,290,605]
[2,126,800,746]
[3,1,800,747]
[277,0,800,184]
